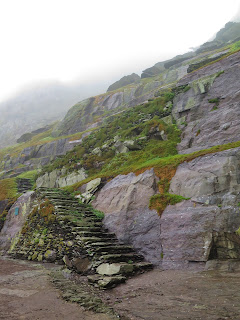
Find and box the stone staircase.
[16,178,34,193]
[38,187,153,289]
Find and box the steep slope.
[107,73,140,92]
[1,22,240,273]
[0,81,106,148]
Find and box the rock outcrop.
[173,51,240,154]
[0,192,36,251]
[2,137,82,173]
[161,147,240,269]
[36,167,87,188]
[92,169,162,265]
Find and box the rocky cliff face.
[52,63,190,137]
[2,138,82,174]
[173,51,240,154]
[91,147,240,269]
[162,147,240,269]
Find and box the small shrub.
[183,85,191,92]
[208,98,220,105]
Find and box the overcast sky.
[0,0,239,102]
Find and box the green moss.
[183,85,191,92]
[17,169,38,181]
[208,98,220,105]
[236,227,240,236]
[149,193,189,216]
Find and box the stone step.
[86,242,121,247]
[98,253,144,264]
[78,237,118,244]
[95,261,153,277]
[87,274,126,289]
[57,212,102,223]
[67,221,103,228]
[93,245,134,255]
[76,231,116,239]
[40,193,74,199]
[72,226,104,232]
[52,202,81,208]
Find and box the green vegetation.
[17,169,38,181]
[0,178,18,201]
[216,70,224,78]
[208,98,220,105]
[64,139,240,195]
[230,40,240,52]
[0,126,95,167]
[41,90,179,177]
[149,193,188,216]
[183,85,191,92]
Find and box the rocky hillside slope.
[0,81,106,148]
[0,21,240,273]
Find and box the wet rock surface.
[0,192,36,251]
[161,147,240,269]
[92,169,162,265]
[174,51,240,154]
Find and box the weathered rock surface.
[161,147,240,269]
[173,51,240,154]
[0,192,36,251]
[78,178,102,203]
[3,138,82,172]
[36,167,87,188]
[92,169,162,265]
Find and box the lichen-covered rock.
[92,169,162,265]
[36,167,87,188]
[0,192,36,251]
[44,250,57,262]
[78,178,102,203]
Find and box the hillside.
[0,20,240,310]
[0,81,106,148]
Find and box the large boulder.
[0,192,36,251]
[161,147,240,269]
[92,169,161,265]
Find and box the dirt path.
[1,256,240,320]
[0,256,112,320]
[104,269,240,320]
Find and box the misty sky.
[0,0,239,102]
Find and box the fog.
[0,0,239,103]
